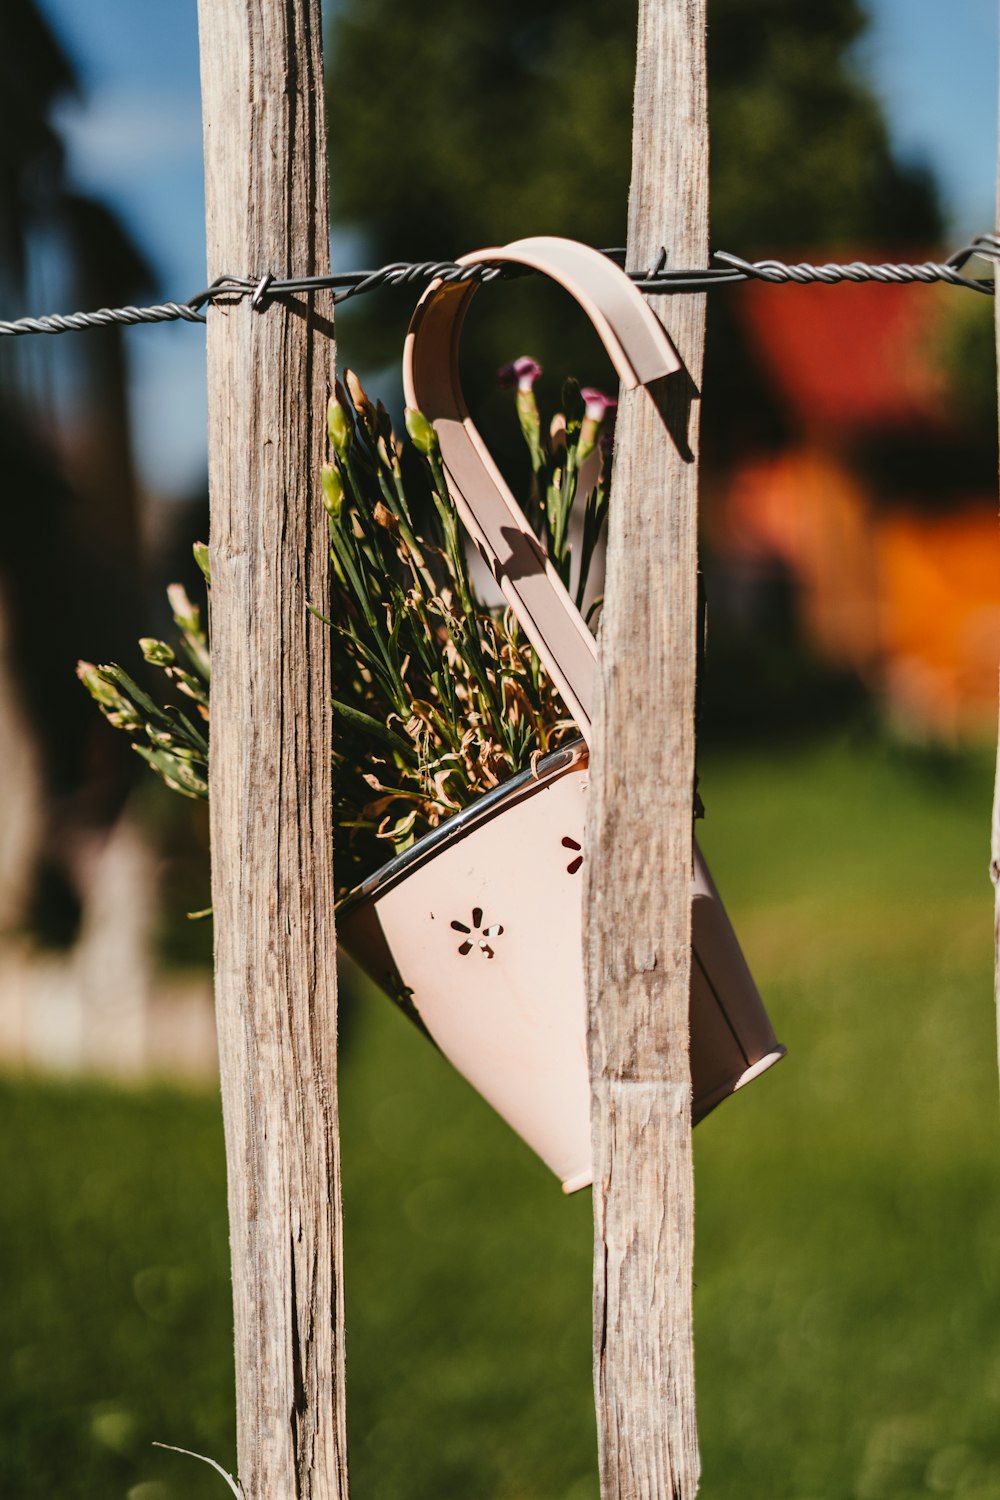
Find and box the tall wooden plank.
[196,3,349,1497]
[584,2,708,1496]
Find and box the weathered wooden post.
[196,3,349,1497]
[584,1,707,1495]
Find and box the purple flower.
[498,356,543,393]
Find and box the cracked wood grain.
[584,2,707,1496]
[196,2,348,1496]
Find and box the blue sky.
[32,0,1000,499]
[859,0,997,238]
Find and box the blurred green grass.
[2,737,999,1500]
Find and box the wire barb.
[250,272,274,311]
[1,236,995,339]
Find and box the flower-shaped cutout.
[562,836,584,875]
[451,906,504,958]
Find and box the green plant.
[76,562,210,802]
[78,367,614,904]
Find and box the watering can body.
[340,741,783,1192]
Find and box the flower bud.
[321,462,344,520]
[345,368,373,419]
[577,387,617,461]
[167,584,199,635]
[192,540,210,583]
[139,638,175,667]
[499,357,544,464]
[327,397,352,459]
[404,407,439,456]
[76,660,118,708]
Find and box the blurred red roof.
[734,266,948,437]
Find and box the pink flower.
[578,387,618,460]
[580,387,617,422]
[498,356,543,393]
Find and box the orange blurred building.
[706,270,1000,738]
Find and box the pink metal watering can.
[338,236,785,1191]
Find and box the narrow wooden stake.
[584,2,708,1496]
[197,3,349,1498]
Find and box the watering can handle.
[403,235,681,745]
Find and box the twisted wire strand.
[1,238,995,339]
[0,301,207,337]
[711,250,993,293]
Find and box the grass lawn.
[2,736,999,1500]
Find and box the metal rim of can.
[337,736,588,917]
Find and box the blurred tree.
[326,0,941,264]
[324,0,943,446]
[0,0,72,302]
[0,1,153,953]
[708,0,940,247]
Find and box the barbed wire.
[1,234,997,340]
